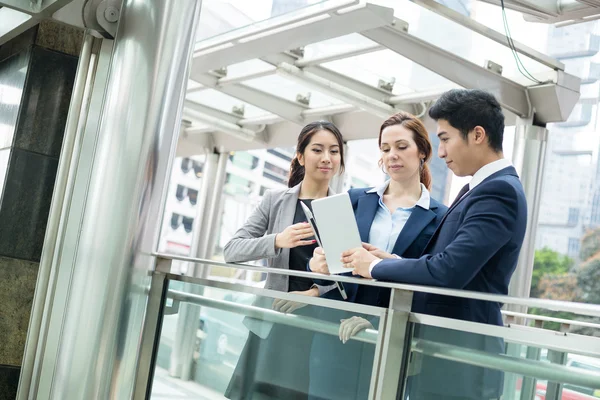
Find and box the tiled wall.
[0,23,81,399]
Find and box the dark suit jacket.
[308,186,447,400]
[372,166,528,399]
[316,187,447,307]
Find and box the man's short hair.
[428,89,504,152]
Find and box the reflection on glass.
[0,51,29,150]
[187,89,271,119]
[195,0,332,43]
[0,148,10,194]
[408,324,600,400]
[151,281,383,400]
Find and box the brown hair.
[379,111,433,190]
[288,121,345,188]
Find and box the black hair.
[288,121,345,188]
[428,89,504,152]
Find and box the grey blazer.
[224,182,334,294]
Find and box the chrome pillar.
[170,151,229,380]
[33,0,202,398]
[33,37,115,400]
[509,118,548,306]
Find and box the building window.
[568,237,580,258]
[567,207,580,226]
[193,161,203,177]
[267,148,293,162]
[171,213,181,229]
[263,171,287,185]
[230,152,259,170]
[176,185,186,201]
[182,216,194,233]
[188,189,198,205]
[181,158,193,173]
[175,185,199,205]
[591,190,600,227]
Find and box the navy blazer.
[317,186,447,308]
[372,166,527,399]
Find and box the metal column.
[509,117,549,306]
[31,1,203,399]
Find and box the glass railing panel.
[406,322,600,400]
[150,277,387,400]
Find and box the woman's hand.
[272,287,319,313]
[275,222,316,249]
[308,247,329,274]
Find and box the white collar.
[367,181,431,210]
[469,158,513,190]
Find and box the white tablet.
[311,193,362,275]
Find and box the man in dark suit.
[342,89,528,400]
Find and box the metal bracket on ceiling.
[82,0,121,39]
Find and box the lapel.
[391,206,437,256]
[276,184,300,233]
[274,183,337,265]
[356,191,379,243]
[275,184,301,269]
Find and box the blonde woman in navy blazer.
[308,112,447,400]
[225,121,345,400]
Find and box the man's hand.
[272,287,319,313]
[339,316,374,344]
[308,247,329,275]
[362,242,396,259]
[341,247,379,278]
[275,222,316,249]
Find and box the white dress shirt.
[367,181,430,254]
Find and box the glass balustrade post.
[546,350,568,400]
[133,258,173,400]
[520,346,542,400]
[504,342,524,400]
[372,288,413,399]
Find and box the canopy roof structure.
[0,0,588,155]
[176,0,581,155]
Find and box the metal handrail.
[502,310,600,330]
[413,339,600,390]
[154,253,600,319]
[166,287,600,390]
[168,289,378,344]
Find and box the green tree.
[530,248,574,298]
[580,227,600,261]
[577,255,600,304]
[570,228,600,336]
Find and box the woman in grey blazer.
[224,121,346,400]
